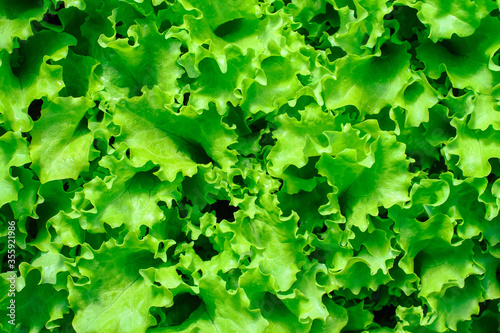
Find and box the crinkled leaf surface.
[1,0,500,332]
[29,97,95,183]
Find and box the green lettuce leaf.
[29,97,95,183]
[68,233,172,333]
[397,0,496,41]
[0,132,30,207]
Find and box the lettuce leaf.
[1,0,500,332]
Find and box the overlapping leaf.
[1,0,500,332]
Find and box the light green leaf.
[323,43,412,115]
[0,30,76,132]
[0,131,30,207]
[426,276,485,332]
[396,71,439,127]
[68,234,172,333]
[317,130,413,231]
[397,0,496,41]
[1,266,69,333]
[112,87,237,182]
[0,0,50,52]
[443,117,500,178]
[329,0,390,56]
[96,18,184,98]
[29,97,94,183]
[218,195,306,292]
[417,15,500,94]
[76,152,182,233]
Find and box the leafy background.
[1,0,500,332]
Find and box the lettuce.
[1,0,500,332]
